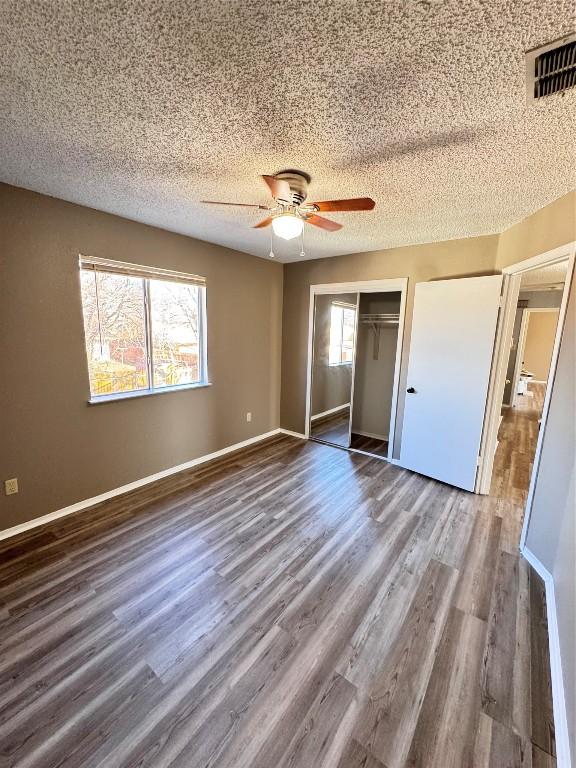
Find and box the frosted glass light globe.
[272,213,304,240]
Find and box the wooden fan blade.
[311,197,375,212]
[306,214,343,232]
[201,200,269,209]
[253,217,273,229]
[261,175,292,202]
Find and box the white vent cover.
[526,33,576,101]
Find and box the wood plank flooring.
[310,409,350,445]
[311,412,389,458]
[350,434,389,457]
[0,384,554,767]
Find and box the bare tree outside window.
[80,271,148,395]
[149,280,200,388]
[79,264,206,399]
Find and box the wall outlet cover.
[4,478,18,495]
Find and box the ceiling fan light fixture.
[271,213,304,240]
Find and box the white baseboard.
[0,428,289,543]
[278,428,307,440]
[521,545,571,767]
[351,430,389,441]
[310,403,350,422]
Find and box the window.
[79,257,207,400]
[329,301,356,365]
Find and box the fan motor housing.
[275,170,311,206]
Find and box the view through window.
[80,261,206,398]
[329,301,356,365]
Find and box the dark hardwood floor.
[350,433,388,457]
[0,384,554,767]
[311,412,389,459]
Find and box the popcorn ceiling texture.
[521,262,569,288]
[0,0,574,262]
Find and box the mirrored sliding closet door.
[309,292,358,448]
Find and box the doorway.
[510,308,560,409]
[478,243,575,526]
[305,279,407,462]
[490,265,569,504]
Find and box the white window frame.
[328,301,356,366]
[79,255,209,403]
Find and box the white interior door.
[400,275,502,491]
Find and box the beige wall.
[504,290,563,404]
[280,234,498,445]
[522,310,559,381]
[0,184,283,531]
[495,191,576,269]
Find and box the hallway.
[491,382,547,505]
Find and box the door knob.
[406,387,416,394]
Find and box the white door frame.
[476,242,576,507]
[511,308,560,405]
[305,278,408,462]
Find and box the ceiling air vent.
[526,33,576,101]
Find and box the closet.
[350,292,401,457]
[308,284,404,461]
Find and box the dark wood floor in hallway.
[0,386,554,767]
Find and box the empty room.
[0,2,574,767]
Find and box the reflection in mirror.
[310,293,357,447]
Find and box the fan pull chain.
[268,226,275,259]
[299,228,305,259]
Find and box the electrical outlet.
[4,478,18,496]
[246,412,252,423]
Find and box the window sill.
[87,381,212,405]
[328,362,353,367]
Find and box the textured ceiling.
[0,1,574,263]
[521,261,569,288]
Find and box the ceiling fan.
[201,170,375,240]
